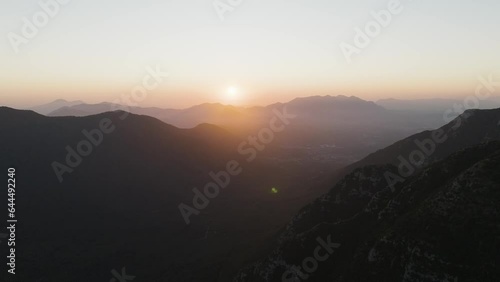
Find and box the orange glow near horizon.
[1,1,499,109]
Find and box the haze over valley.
[1,0,500,281]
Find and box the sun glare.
[223,86,243,105]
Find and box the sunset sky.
[1,0,499,109]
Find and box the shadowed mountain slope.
[0,107,336,282]
[236,141,500,282]
[235,108,500,282]
[346,108,500,172]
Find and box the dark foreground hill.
[236,141,500,282]
[235,108,500,282]
[0,107,334,282]
[0,107,240,281]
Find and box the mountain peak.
[291,95,367,103]
[53,99,68,103]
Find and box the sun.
[227,86,238,96]
[223,86,243,104]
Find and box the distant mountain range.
[30,95,467,161]
[33,96,500,129]
[30,99,84,115]
[32,95,442,128]
[377,97,500,112]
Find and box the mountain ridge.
[234,107,500,282]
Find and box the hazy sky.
[1,0,499,108]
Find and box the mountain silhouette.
[235,108,500,282]
[0,107,336,281]
[43,96,448,162]
[31,99,84,115]
[346,108,500,172]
